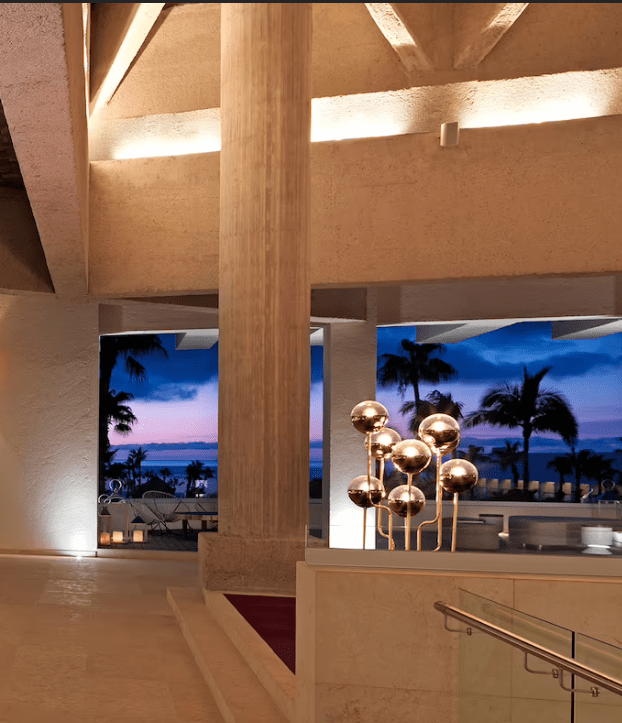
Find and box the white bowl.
[581,525,613,549]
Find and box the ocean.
[112,458,325,495]
[111,445,622,492]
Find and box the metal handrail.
[434,601,622,697]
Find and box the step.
[168,587,289,723]
[205,591,296,723]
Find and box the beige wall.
[0,295,98,553]
[90,115,622,298]
[297,561,622,723]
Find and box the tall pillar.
[324,292,378,549]
[200,4,312,594]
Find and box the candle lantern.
[98,506,112,545]
[130,514,149,543]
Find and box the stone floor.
[0,554,223,722]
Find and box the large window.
[100,332,323,499]
[377,321,622,502]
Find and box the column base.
[198,534,306,595]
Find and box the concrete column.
[201,4,312,593]
[324,292,378,549]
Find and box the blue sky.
[377,323,622,448]
[108,322,622,450]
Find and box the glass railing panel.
[574,632,622,723]
[459,589,572,655]
[458,590,572,723]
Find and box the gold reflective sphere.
[348,475,384,508]
[387,484,426,518]
[439,459,478,494]
[391,439,432,475]
[366,428,402,460]
[350,400,389,434]
[418,414,461,456]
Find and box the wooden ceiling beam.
[0,4,89,297]
[365,3,434,72]
[90,3,165,117]
[454,3,529,69]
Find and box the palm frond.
[124,356,147,383]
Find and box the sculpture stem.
[451,492,459,552]
[405,472,412,550]
[434,453,443,551]
[375,459,395,550]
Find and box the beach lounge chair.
[141,491,183,532]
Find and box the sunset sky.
[108,322,622,452]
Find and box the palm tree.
[458,444,489,498]
[401,390,464,436]
[98,335,168,485]
[160,467,173,486]
[557,447,596,503]
[585,453,615,497]
[99,390,137,494]
[464,366,578,486]
[378,341,457,428]
[102,390,137,436]
[131,446,148,486]
[186,460,207,497]
[107,462,128,485]
[460,444,488,466]
[547,454,573,499]
[126,449,137,494]
[490,441,522,489]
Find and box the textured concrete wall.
[90,154,219,296]
[0,296,98,553]
[91,115,622,297]
[312,115,622,286]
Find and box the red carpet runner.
[225,594,296,673]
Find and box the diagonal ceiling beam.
[90,3,165,117]
[551,319,622,340]
[365,3,434,72]
[0,3,89,297]
[454,3,529,70]
[415,321,514,343]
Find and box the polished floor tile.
[0,555,224,723]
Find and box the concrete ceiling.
[0,3,621,341]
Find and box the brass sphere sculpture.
[366,428,402,460]
[439,459,479,494]
[348,475,384,508]
[387,484,426,518]
[391,439,432,475]
[350,400,389,434]
[418,414,461,456]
